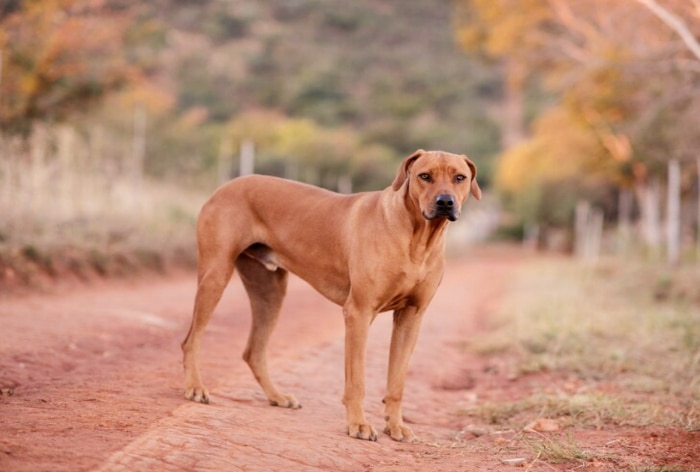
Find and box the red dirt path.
[1,247,697,471]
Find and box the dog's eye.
[454,175,466,183]
[418,173,431,182]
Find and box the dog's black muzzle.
[424,194,459,221]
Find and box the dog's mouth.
[422,208,459,222]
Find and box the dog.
[181,149,481,442]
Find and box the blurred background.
[1,0,699,283]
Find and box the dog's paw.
[269,393,301,409]
[184,386,210,404]
[384,423,418,443]
[347,422,378,441]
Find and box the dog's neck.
[407,202,449,262]
[385,185,449,264]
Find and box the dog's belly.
[240,225,442,315]
[243,244,351,307]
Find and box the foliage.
[1,0,501,192]
[0,0,140,132]
[455,0,700,235]
[224,111,396,190]
[496,105,622,226]
[455,0,553,62]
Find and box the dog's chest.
[375,260,440,311]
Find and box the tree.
[455,0,700,256]
[0,0,138,132]
[224,111,397,191]
[634,0,700,63]
[455,0,553,149]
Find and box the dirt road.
[4,246,697,471]
[0,246,520,471]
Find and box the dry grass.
[455,255,700,470]
[521,433,591,463]
[0,127,206,285]
[462,255,700,431]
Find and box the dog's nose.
[435,194,455,208]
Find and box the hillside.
[133,0,501,185]
[0,0,501,286]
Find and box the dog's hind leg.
[236,251,300,409]
[182,248,236,404]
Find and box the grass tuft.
[522,433,590,463]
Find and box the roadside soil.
[1,246,697,471]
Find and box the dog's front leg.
[383,306,424,442]
[342,301,378,441]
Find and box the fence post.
[239,140,255,176]
[131,103,146,188]
[697,157,700,263]
[587,209,604,264]
[218,134,233,184]
[575,200,590,259]
[666,159,681,266]
[617,189,633,254]
[642,178,662,257]
[57,125,76,220]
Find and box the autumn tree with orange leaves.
[455,0,700,260]
[0,0,138,132]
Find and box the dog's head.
[391,149,481,221]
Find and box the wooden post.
[575,200,604,263]
[697,157,700,263]
[338,174,352,194]
[239,140,255,176]
[131,103,146,187]
[666,159,681,266]
[29,124,47,215]
[285,159,299,181]
[587,208,604,264]
[617,189,633,255]
[88,124,105,216]
[57,125,77,220]
[523,223,539,251]
[0,134,10,223]
[0,50,3,110]
[575,200,590,259]
[218,134,233,184]
[641,178,662,257]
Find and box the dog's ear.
[392,149,425,191]
[464,155,482,200]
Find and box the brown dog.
[181,149,481,442]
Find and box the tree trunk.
[635,178,662,257]
[502,58,526,150]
